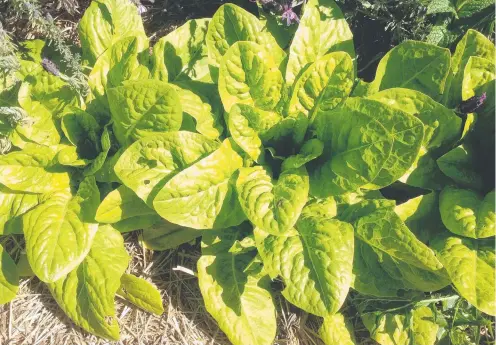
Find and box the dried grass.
[0,233,326,345]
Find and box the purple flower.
[282,4,299,26]
[41,58,60,76]
[459,92,487,114]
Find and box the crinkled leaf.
[153,139,245,229]
[362,306,439,345]
[151,19,210,82]
[286,0,354,85]
[439,186,495,239]
[432,234,495,316]
[48,224,129,340]
[23,177,99,283]
[115,131,219,204]
[96,185,157,224]
[206,3,284,68]
[255,214,354,316]
[288,51,354,123]
[0,185,40,235]
[0,144,70,194]
[319,313,356,345]
[219,41,283,112]
[79,0,145,64]
[198,227,277,345]
[369,41,451,101]
[0,245,19,304]
[108,80,182,146]
[61,108,100,147]
[117,273,164,315]
[236,165,309,235]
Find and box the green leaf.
[108,80,182,146]
[198,227,277,345]
[369,41,451,101]
[109,215,161,233]
[431,235,495,316]
[153,139,246,229]
[96,185,157,224]
[310,98,423,196]
[255,214,354,316]
[288,51,354,123]
[447,29,495,107]
[319,313,357,345]
[353,206,445,274]
[115,131,219,205]
[88,35,150,116]
[0,144,70,194]
[227,104,282,162]
[439,186,495,239]
[61,108,100,147]
[0,245,19,304]
[218,41,284,113]
[286,0,355,85]
[437,145,484,190]
[141,220,201,251]
[0,185,40,235]
[79,0,146,64]
[395,192,444,244]
[23,177,100,283]
[282,139,324,170]
[367,88,461,151]
[151,19,210,82]
[300,196,337,219]
[206,3,284,68]
[171,81,223,139]
[426,0,456,15]
[236,165,309,235]
[117,273,164,315]
[84,123,113,176]
[48,224,130,340]
[362,306,439,345]
[16,252,34,277]
[455,0,494,18]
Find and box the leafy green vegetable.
[0,245,19,305]
[48,224,129,340]
[117,273,164,315]
[319,313,356,345]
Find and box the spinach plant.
[0,0,494,344]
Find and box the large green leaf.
[0,144,70,194]
[218,41,284,112]
[319,313,356,345]
[108,80,182,146]
[78,0,145,64]
[439,186,495,239]
[288,51,354,123]
[48,224,129,340]
[117,273,164,315]
[115,131,219,204]
[437,145,484,190]
[369,41,451,101]
[362,306,439,345]
[0,185,40,235]
[153,139,246,229]
[0,245,19,304]
[151,19,210,82]
[255,214,354,316]
[198,227,277,345]
[61,108,100,148]
[310,98,423,196]
[286,0,354,85]
[88,35,150,116]
[227,104,282,162]
[96,185,157,224]
[432,235,495,316]
[206,3,284,68]
[141,220,201,251]
[447,29,495,107]
[236,165,309,235]
[23,177,99,283]
[171,81,223,139]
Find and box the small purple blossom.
[41,58,60,76]
[459,92,487,114]
[281,4,299,26]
